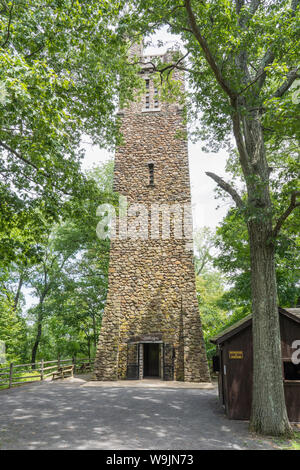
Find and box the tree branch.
[205,172,244,209]
[272,191,300,238]
[184,0,236,100]
[273,68,299,98]
[237,68,268,96]
[236,0,262,27]
[138,53,191,83]
[291,0,300,15]
[256,49,275,90]
[25,43,45,59]
[236,0,245,15]
[165,20,193,34]
[255,0,298,91]
[231,111,253,173]
[0,140,44,174]
[250,0,262,16]
[1,0,14,48]
[0,140,73,196]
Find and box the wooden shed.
[210,307,300,422]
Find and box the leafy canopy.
[0,0,140,262]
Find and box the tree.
[214,206,300,311]
[28,228,76,366]
[196,270,227,362]
[193,226,215,275]
[0,1,140,262]
[117,0,300,435]
[193,227,228,361]
[0,266,27,362]
[22,161,114,364]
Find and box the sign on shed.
[229,351,243,359]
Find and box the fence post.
[40,359,44,381]
[9,362,13,388]
[72,356,76,375]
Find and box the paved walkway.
[0,377,276,450]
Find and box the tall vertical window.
[148,163,154,186]
[145,79,150,109]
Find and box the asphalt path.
[0,379,275,450]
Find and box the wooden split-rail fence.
[0,357,94,389]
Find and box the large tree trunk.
[13,273,23,311]
[31,308,43,369]
[241,115,292,436]
[248,221,292,436]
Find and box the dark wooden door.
[144,343,159,377]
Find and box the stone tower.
[94,45,210,382]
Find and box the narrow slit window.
[148,163,154,186]
[145,79,150,109]
[154,87,159,108]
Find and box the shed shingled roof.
[210,307,300,345]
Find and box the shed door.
[127,343,139,379]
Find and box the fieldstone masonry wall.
[94,47,210,382]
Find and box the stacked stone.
[94,47,210,383]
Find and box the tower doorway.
[143,343,160,377]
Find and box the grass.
[274,430,300,450]
[0,370,41,390]
[286,431,300,450]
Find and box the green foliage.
[1,1,299,392]
[1,160,114,363]
[274,431,300,450]
[193,226,215,275]
[196,270,228,360]
[193,226,228,358]
[116,0,300,237]
[0,0,139,262]
[118,1,299,141]
[195,209,299,360]
[26,161,114,362]
[0,280,27,362]
[214,206,300,309]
